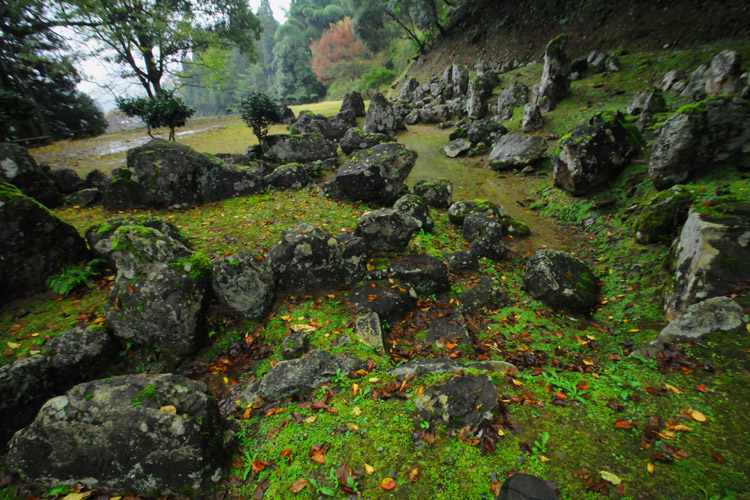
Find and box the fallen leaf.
[364,463,375,475]
[352,407,362,417]
[409,466,420,482]
[159,405,177,414]
[577,381,588,391]
[381,478,396,490]
[346,423,359,432]
[252,460,268,472]
[694,384,707,393]
[664,383,685,394]
[670,424,692,432]
[711,450,725,464]
[689,409,707,422]
[614,420,638,429]
[538,455,550,462]
[352,383,360,396]
[63,493,93,500]
[281,449,292,461]
[6,342,21,349]
[310,454,325,464]
[657,430,677,440]
[647,462,654,474]
[600,471,621,485]
[304,416,317,424]
[288,478,308,493]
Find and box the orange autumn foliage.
[310,17,366,86]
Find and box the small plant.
[46,259,104,296]
[532,431,550,456]
[309,478,335,497]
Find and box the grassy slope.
[2,46,750,500]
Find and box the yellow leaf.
[280,315,292,321]
[585,335,596,340]
[600,471,621,485]
[368,377,379,383]
[511,378,522,387]
[353,406,362,416]
[582,358,594,366]
[7,342,21,349]
[628,328,641,332]
[647,462,654,474]
[63,493,93,500]
[364,463,375,475]
[352,383,360,396]
[92,317,106,325]
[538,455,550,462]
[497,428,505,436]
[346,423,359,432]
[664,383,685,394]
[575,336,588,345]
[304,416,317,424]
[672,424,692,432]
[690,409,707,422]
[160,405,177,414]
[657,430,676,440]
[291,324,316,333]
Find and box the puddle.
[398,124,574,253]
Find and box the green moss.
[132,384,157,407]
[169,252,212,281]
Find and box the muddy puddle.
[398,124,574,253]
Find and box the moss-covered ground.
[2,45,750,500]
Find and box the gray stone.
[405,108,421,125]
[350,279,418,326]
[389,254,450,296]
[468,119,507,146]
[553,110,643,195]
[489,134,548,171]
[704,50,742,97]
[211,252,274,320]
[332,142,418,204]
[443,139,472,158]
[665,207,750,319]
[0,143,60,207]
[355,208,419,253]
[67,188,100,208]
[355,312,386,353]
[281,331,310,359]
[7,374,233,496]
[633,186,695,244]
[532,35,571,112]
[521,103,543,132]
[265,223,367,294]
[389,358,516,377]
[443,250,480,272]
[499,473,558,500]
[414,179,453,208]
[459,277,507,313]
[261,134,338,164]
[265,162,314,190]
[46,326,119,393]
[523,249,599,313]
[340,128,395,155]
[0,356,53,446]
[0,184,91,304]
[680,62,710,99]
[662,70,687,92]
[627,89,667,116]
[363,92,405,134]
[416,374,500,433]
[399,78,420,102]
[637,297,747,356]
[240,349,367,403]
[393,194,433,232]
[496,81,529,121]
[448,199,510,226]
[49,168,85,195]
[341,91,366,117]
[424,312,472,348]
[452,65,470,96]
[648,97,750,190]
[586,50,607,73]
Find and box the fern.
[46,259,104,296]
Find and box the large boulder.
[340,90,366,117]
[399,78,420,102]
[489,134,548,171]
[389,254,450,296]
[265,162,315,190]
[531,34,571,112]
[552,111,643,195]
[49,168,85,195]
[452,65,470,96]
[499,474,558,500]
[240,350,367,403]
[105,225,211,365]
[466,73,494,120]
[0,356,52,446]
[468,119,507,147]
[416,374,500,433]
[363,92,405,134]
[261,134,338,164]
[339,127,395,155]
[0,143,60,207]
[211,252,274,320]
[633,186,695,244]
[636,297,747,356]
[265,223,367,294]
[443,139,472,158]
[331,142,418,204]
[7,374,233,497]
[459,277,507,313]
[45,326,120,393]
[648,97,750,190]
[393,194,433,232]
[521,103,544,133]
[705,51,743,97]
[496,81,529,121]
[665,206,750,319]
[414,179,453,208]
[197,163,267,202]
[350,280,418,326]
[0,183,91,304]
[354,208,419,253]
[448,199,510,226]
[522,249,599,313]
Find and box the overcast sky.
[76,0,290,112]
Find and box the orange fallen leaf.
[310,454,325,464]
[657,430,677,440]
[381,478,396,490]
[159,405,177,414]
[614,420,637,429]
[694,384,707,393]
[252,460,268,472]
[281,449,292,461]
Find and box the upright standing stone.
[532,35,571,112]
